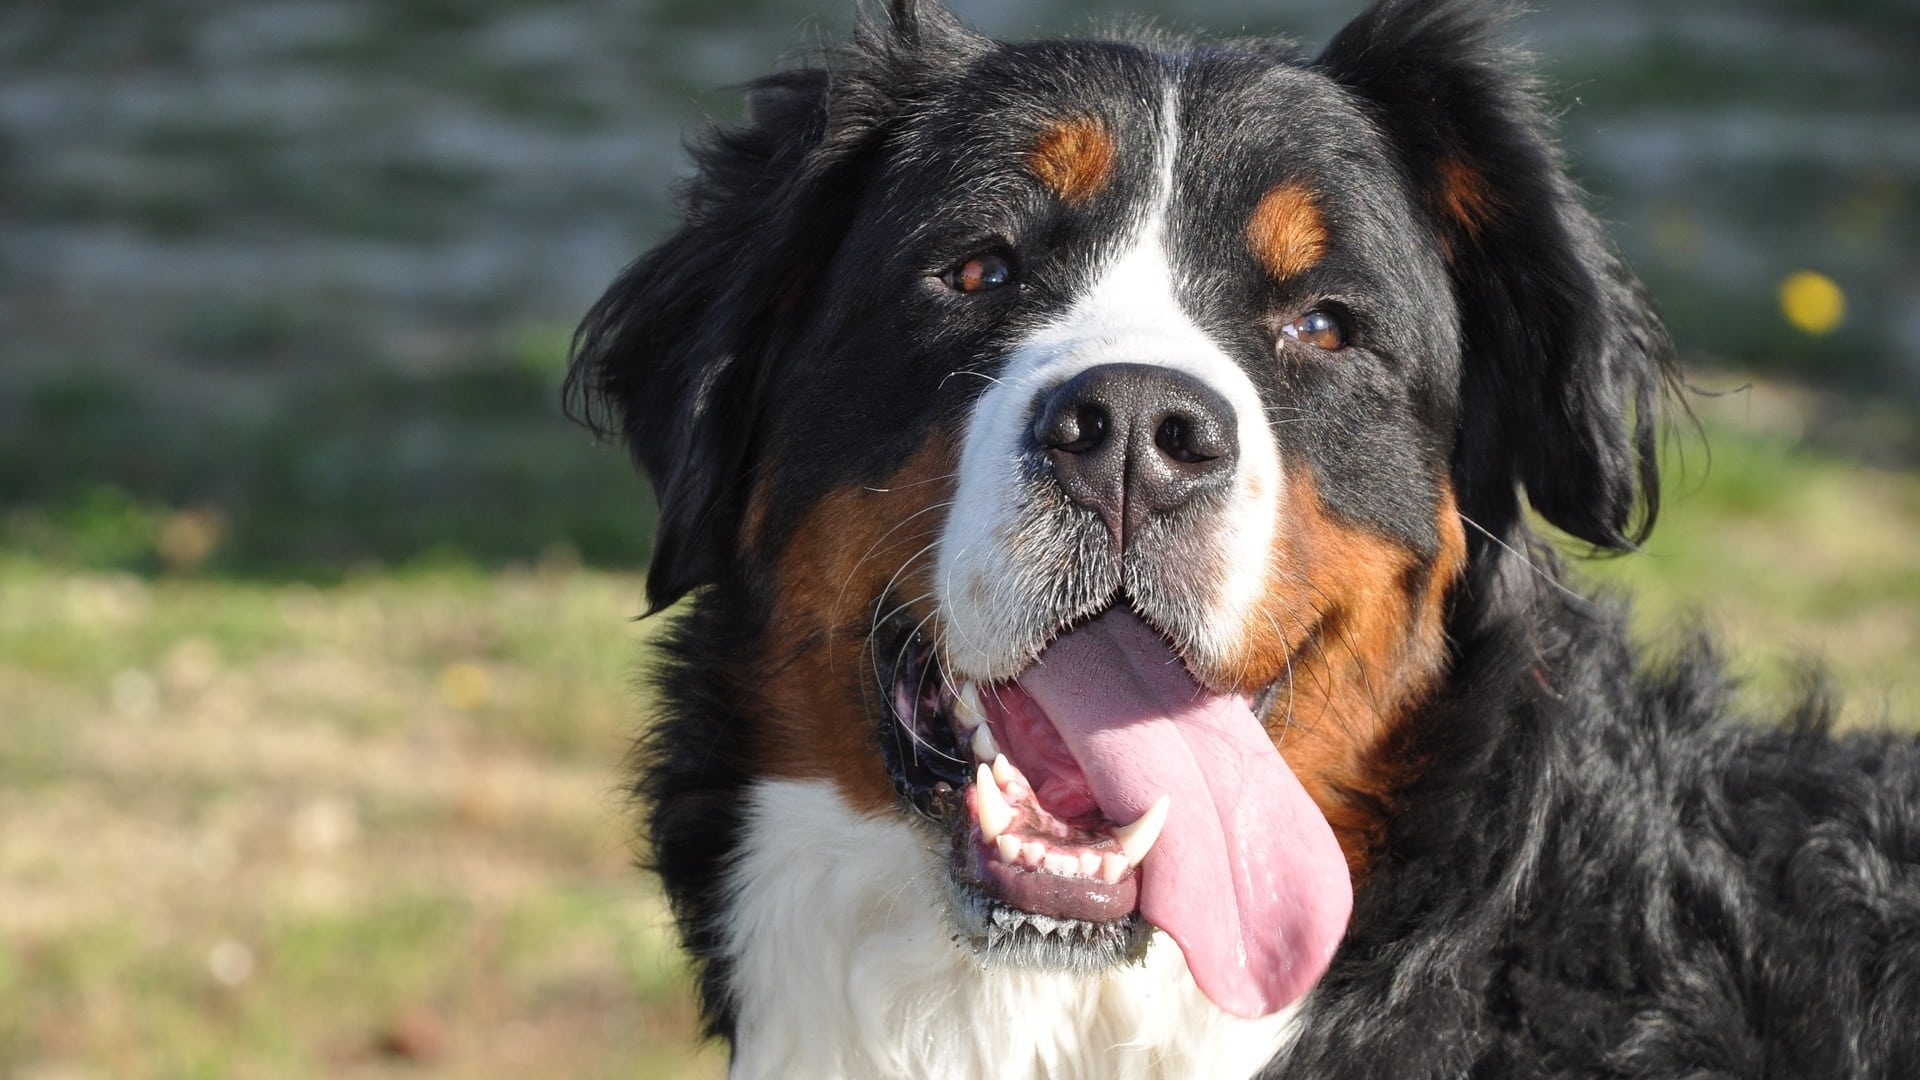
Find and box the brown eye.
[1282,308,1347,351]
[944,251,1014,293]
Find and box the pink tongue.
[1019,609,1352,1018]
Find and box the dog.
[567,1,1920,1075]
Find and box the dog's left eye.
[943,251,1015,294]
[1282,308,1347,351]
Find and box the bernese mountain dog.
[566,0,1920,1075]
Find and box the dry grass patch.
[0,562,722,1079]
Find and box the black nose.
[1030,362,1239,544]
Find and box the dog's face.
[573,0,1667,1021]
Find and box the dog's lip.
[875,621,973,812]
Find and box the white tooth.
[953,682,985,732]
[991,753,1017,789]
[1077,851,1101,878]
[971,722,999,763]
[1044,851,1077,876]
[1113,794,1171,866]
[1099,852,1129,884]
[1020,841,1046,867]
[975,764,1015,841]
[996,834,1021,863]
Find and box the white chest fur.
[717,779,1299,1080]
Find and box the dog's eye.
[944,251,1014,294]
[1281,308,1347,351]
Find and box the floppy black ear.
[1317,0,1674,550]
[565,1,989,608]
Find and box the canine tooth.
[975,764,1015,841]
[1099,852,1129,884]
[1114,794,1171,866]
[991,753,1017,789]
[995,834,1021,863]
[995,757,1030,801]
[953,682,985,732]
[971,722,999,762]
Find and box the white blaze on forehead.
[935,89,1282,682]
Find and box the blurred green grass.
[0,323,655,580]
[1577,403,1920,728]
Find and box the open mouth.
[875,600,1354,1019]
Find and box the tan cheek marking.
[1434,156,1497,240]
[1222,469,1467,878]
[1029,117,1116,207]
[1247,183,1328,281]
[739,466,775,555]
[750,440,957,811]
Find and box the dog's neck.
[716,779,1302,1080]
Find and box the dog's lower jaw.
[718,779,1302,1080]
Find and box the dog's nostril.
[1035,399,1110,454]
[1154,415,1209,464]
[1060,405,1108,454]
[1153,411,1230,464]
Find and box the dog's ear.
[566,1,989,609]
[1317,0,1674,550]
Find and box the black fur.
[1276,584,1920,1077]
[1316,0,1675,553]
[565,4,994,610]
[625,598,762,1043]
[571,0,1920,1070]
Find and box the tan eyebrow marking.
[1434,156,1498,239]
[1246,182,1329,281]
[1028,117,1116,206]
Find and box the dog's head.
[571,0,1669,1019]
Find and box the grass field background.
[2,0,1915,1075]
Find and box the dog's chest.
[716,780,1299,1080]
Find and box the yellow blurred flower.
[439,661,491,711]
[1778,271,1845,335]
[156,506,226,573]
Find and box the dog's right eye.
[943,251,1015,294]
[1281,307,1349,352]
